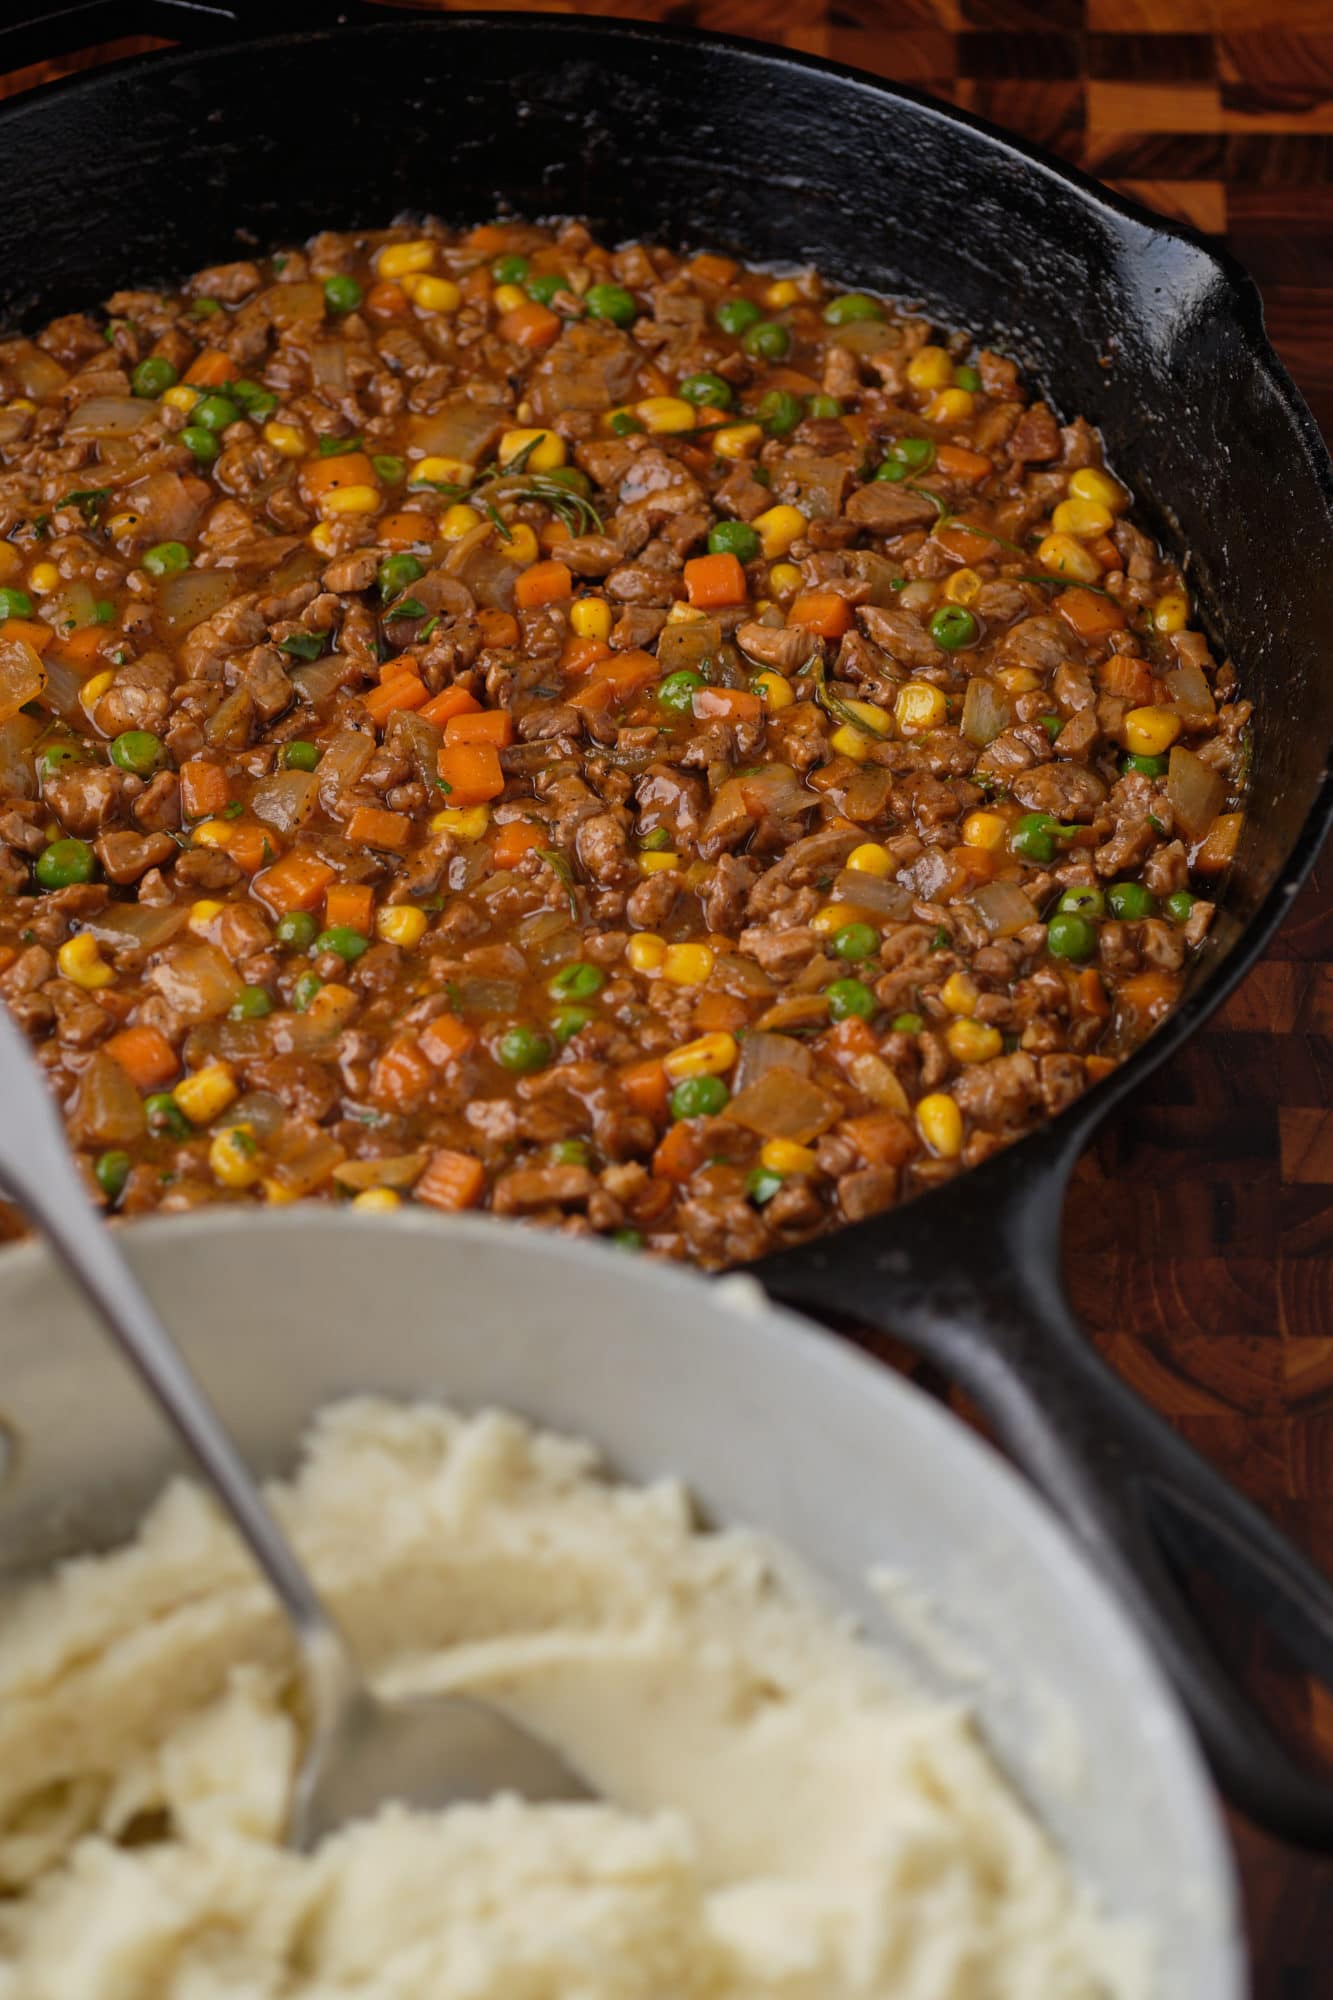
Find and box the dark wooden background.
[6,2,1332,1987]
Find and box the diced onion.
[657,619,722,673]
[251,768,318,833]
[333,1152,430,1191]
[70,1052,145,1147]
[83,904,188,952]
[316,729,376,808]
[311,341,348,391]
[408,402,502,467]
[970,879,1039,937]
[1166,746,1226,839]
[156,569,234,637]
[734,1029,813,1093]
[0,637,46,724]
[0,714,40,797]
[1165,663,1215,724]
[846,1051,910,1115]
[148,943,244,1022]
[65,395,157,438]
[10,342,67,398]
[831,868,912,920]
[291,654,359,706]
[961,676,1013,747]
[727,1067,844,1143]
[261,281,326,324]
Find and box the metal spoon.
[0,1003,589,1844]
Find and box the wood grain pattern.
[4,4,1332,1987]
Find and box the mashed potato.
[0,1399,1145,1999]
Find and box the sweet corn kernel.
[431,804,491,839]
[760,1137,817,1175]
[844,698,891,735]
[916,1091,963,1157]
[638,850,681,873]
[712,424,764,460]
[763,279,801,308]
[906,344,954,393]
[377,238,436,279]
[492,282,527,314]
[1153,591,1189,635]
[407,275,461,315]
[627,933,667,973]
[173,1063,238,1125]
[262,1177,298,1205]
[504,522,539,566]
[376,904,429,948]
[995,664,1039,694]
[106,511,142,540]
[811,902,862,935]
[304,982,358,1031]
[187,898,224,934]
[352,1186,402,1211]
[190,819,233,849]
[830,722,873,762]
[942,567,982,605]
[1037,533,1101,584]
[663,1030,737,1081]
[666,600,708,624]
[308,521,337,555]
[413,455,474,487]
[210,1124,262,1190]
[162,384,200,413]
[570,597,612,641]
[940,970,980,1015]
[320,483,380,516]
[925,387,975,426]
[27,561,59,595]
[56,933,113,990]
[846,843,894,877]
[946,1017,1004,1064]
[962,810,1007,850]
[635,396,697,435]
[1051,496,1114,539]
[1123,705,1182,756]
[79,669,115,720]
[5,398,35,414]
[264,419,306,457]
[441,503,479,540]
[753,669,794,711]
[498,426,567,472]
[753,504,807,558]
[767,562,803,598]
[663,942,715,986]
[895,681,949,733]
[1069,467,1127,512]
[684,859,710,890]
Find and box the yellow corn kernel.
[753,669,794,711]
[763,278,801,309]
[1069,466,1127,512]
[79,669,115,721]
[264,419,306,457]
[925,387,975,426]
[162,384,200,414]
[498,426,566,473]
[187,897,224,935]
[5,398,34,414]
[1051,496,1114,539]
[962,810,1006,851]
[940,970,980,1015]
[846,842,894,877]
[627,932,667,974]
[407,274,461,315]
[753,504,807,558]
[638,850,680,874]
[431,804,491,839]
[768,562,803,598]
[173,1063,238,1125]
[946,1017,1004,1065]
[635,396,697,435]
[262,1177,298,1205]
[942,567,982,605]
[27,561,59,595]
[320,483,380,517]
[916,1091,963,1158]
[663,1030,737,1082]
[190,819,234,850]
[56,933,113,990]
[303,982,358,1032]
[376,904,429,948]
[308,521,337,555]
[413,455,474,487]
[503,522,539,566]
[712,423,764,460]
[352,1186,402,1211]
[995,664,1039,695]
[570,596,612,641]
[895,681,949,733]
[1037,533,1101,584]
[492,282,527,314]
[441,503,478,540]
[1153,591,1188,635]
[760,1137,817,1175]
[377,238,436,279]
[210,1123,262,1191]
[1123,705,1182,757]
[666,600,708,624]
[830,722,873,762]
[811,901,862,935]
[844,698,891,735]
[106,510,143,540]
[906,344,954,393]
[684,859,710,890]
[663,942,714,987]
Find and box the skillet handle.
[755,1134,1333,1849]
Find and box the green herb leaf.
[278,631,325,660]
[59,487,111,520]
[318,433,363,457]
[386,596,428,621]
[483,501,514,544]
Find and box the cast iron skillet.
[3,0,1333,1847]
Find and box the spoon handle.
[0,1004,339,1653]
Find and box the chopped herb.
[889,577,907,590]
[278,630,325,660]
[191,298,222,317]
[59,487,110,520]
[497,474,604,536]
[928,926,949,951]
[504,433,548,475]
[386,596,427,621]
[435,777,453,793]
[93,600,115,624]
[1012,573,1120,602]
[221,800,245,820]
[371,453,404,484]
[318,433,362,456]
[418,614,442,641]
[109,648,127,665]
[483,501,514,543]
[408,476,467,497]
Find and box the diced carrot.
[842,1112,916,1167]
[491,820,546,868]
[180,759,230,820]
[1117,969,1180,1024]
[0,945,15,977]
[619,1056,670,1120]
[1085,1054,1118,1083]
[460,266,492,304]
[1099,654,1155,705]
[1090,533,1122,571]
[1057,587,1125,639]
[49,623,106,667]
[586,648,659,693]
[104,1023,178,1091]
[477,608,520,647]
[0,617,52,654]
[253,848,336,915]
[683,552,747,608]
[638,361,672,398]
[691,686,763,722]
[1076,965,1112,1018]
[561,634,611,674]
[362,671,427,728]
[688,252,738,286]
[652,1120,706,1184]
[788,591,852,639]
[369,1036,435,1114]
[497,301,561,351]
[324,882,375,934]
[568,679,615,716]
[415,1146,487,1211]
[826,1016,878,1064]
[935,523,1000,564]
[692,990,749,1034]
[446,708,514,749]
[223,822,275,875]
[183,347,233,387]
[419,1013,476,1067]
[952,845,997,884]
[418,684,482,729]
[298,452,380,504]
[365,280,409,319]
[465,223,517,252]
[514,560,573,611]
[934,443,993,481]
[540,517,571,550]
[346,804,411,851]
[380,654,420,682]
[1194,810,1244,874]
[437,740,505,806]
[377,510,434,548]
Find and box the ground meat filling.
[0,223,1248,1263]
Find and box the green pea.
[806,393,842,418]
[93,600,116,624]
[715,297,762,336]
[551,1138,591,1166]
[181,425,219,464]
[229,985,273,1020]
[314,926,369,962]
[707,520,760,563]
[142,541,191,578]
[35,837,95,889]
[276,910,318,950]
[379,552,425,600]
[1121,752,1169,778]
[746,1166,785,1206]
[291,970,322,1011]
[670,1074,728,1119]
[584,283,636,327]
[891,1012,924,1034]
[658,669,706,714]
[826,977,876,1022]
[639,826,672,851]
[1165,889,1197,924]
[231,378,277,418]
[608,410,644,437]
[928,604,978,650]
[372,454,405,485]
[894,435,937,471]
[1046,911,1098,961]
[36,742,87,783]
[953,364,982,392]
[0,586,33,620]
[874,456,910,484]
[823,293,883,325]
[109,730,165,776]
[1106,881,1156,921]
[131,356,177,398]
[192,393,240,434]
[832,921,879,962]
[1057,885,1106,919]
[95,1149,132,1200]
[525,273,565,308]
[282,740,321,771]
[145,1092,191,1138]
[1039,713,1063,741]
[1010,812,1060,864]
[610,1227,643,1251]
[496,1024,552,1074]
[491,254,530,286]
[191,297,221,317]
[549,960,605,1001]
[323,273,363,314]
[757,388,802,436]
[742,320,791,362]
[679,371,732,409]
[551,1004,592,1043]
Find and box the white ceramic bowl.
[0,1210,1242,1995]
